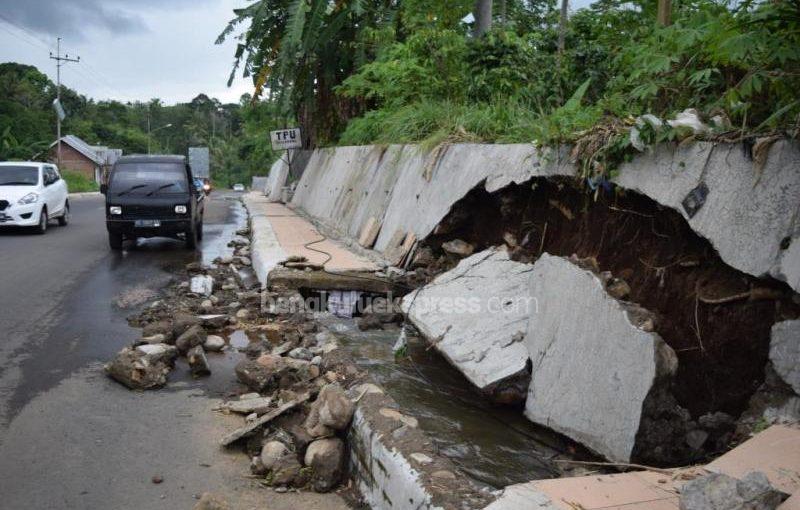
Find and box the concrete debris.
[402,248,534,397]
[220,393,309,446]
[203,335,225,352]
[679,471,785,510]
[358,217,381,249]
[220,396,273,415]
[235,359,276,392]
[441,239,475,258]
[192,492,230,510]
[187,345,211,377]
[524,253,679,462]
[667,108,710,135]
[190,275,214,297]
[105,344,177,390]
[198,314,228,329]
[769,320,800,395]
[304,438,345,492]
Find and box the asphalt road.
[0,192,347,510]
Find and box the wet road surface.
[0,192,347,510]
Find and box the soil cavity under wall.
[421,178,799,418]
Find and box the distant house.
[48,135,121,183]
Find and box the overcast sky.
[0,0,252,105]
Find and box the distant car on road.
[102,155,204,250]
[0,161,69,234]
[232,183,245,192]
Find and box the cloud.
[0,0,211,40]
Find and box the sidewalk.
[243,192,378,285]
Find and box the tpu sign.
[270,128,302,151]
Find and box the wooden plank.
[220,393,309,446]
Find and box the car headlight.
[17,192,38,205]
[109,206,122,215]
[175,205,187,214]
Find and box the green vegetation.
[61,169,99,192]
[0,62,280,187]
[224,0,800,174]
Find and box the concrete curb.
[68,191,101,198]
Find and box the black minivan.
[102,155,205,250]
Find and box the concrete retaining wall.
[289,141,800,292]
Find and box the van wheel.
[58,202,70,226]
[185,225,198,249]
[35,207,48,235]
[109,232,123,250]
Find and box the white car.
[232,183,245,192]
[0,161,70,234]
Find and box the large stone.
[312,383,354,431]
[175,324,207,354]
[260,440,290,471]
[203,335,225,352]
[441,239,475,258]
[679,471,784,510]
[523,254,678,462]
[769,320,800,395]
[304,438,345,492]
[235,359,277,392]
[402,248,534,393]
[190,275,214,296]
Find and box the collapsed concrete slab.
[769,320,800,395]
[613,140,800,292]
[524,254,679,463]
[402,248,534,398]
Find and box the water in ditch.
[315,314,579,489]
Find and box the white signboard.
[270,128,302,150]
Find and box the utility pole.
[49,37,80,168]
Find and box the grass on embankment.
[62,169,99,193]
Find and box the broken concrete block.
[358,216,381,249]
[402,248,533,398]
[523,253,678,463]
[187,345,211,377]
[105,345,176,390]
[190,275,214,296]
[679,471,785,510]
[769,320,800,395]
[383,229,409,266]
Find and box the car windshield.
[109,162,188,195]
[0,166,39,186]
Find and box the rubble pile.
[104,225,369,495]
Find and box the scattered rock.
[235,359,276,392]
[190,275,214,297]
[235,308,250,320]
[175,324,208,354]
[288,347,312,361]
[193,492,230,510]
[140,333,167,345]
[221,396,273,415]
[356,314,383,331]
[187,345,211,377]
[606,278,632,300]
[198,314,228,329]
[151,475,163,484]
[679,471,784,510]
[200,299,214,312]
[204,335,225,352]
[304,438,345,492]
[142,320,173,340]
[410,247,436,269]
[441,239,475,258]
[172,313,202,338]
